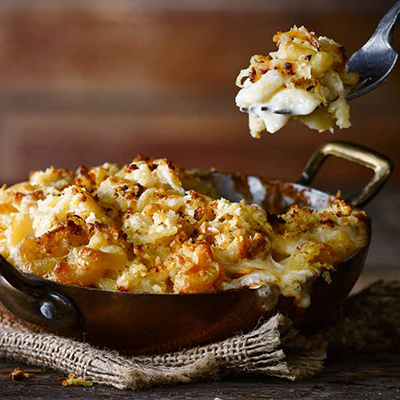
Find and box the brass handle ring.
[298,141,393,208]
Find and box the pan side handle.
[297,141,393,208]
[0,255,82,331]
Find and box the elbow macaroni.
[236,26,359,137]
[0,157,368,309]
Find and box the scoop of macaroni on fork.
[236,26,358,136]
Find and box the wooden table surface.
[0,351,399,400]
[0,189,399,399]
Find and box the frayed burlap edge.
[0,313,326,389]
[0,280,399,390]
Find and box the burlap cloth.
[0,280,399,390]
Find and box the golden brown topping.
[172,242,224,294]
[274,26,321,50]
[0,157,368,308]
[236,25,359,136]
[61,373,93,387]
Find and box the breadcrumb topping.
[236,26,358,137]
[0,157,368,309]
[60,373,93,387]
[9,367,35,381]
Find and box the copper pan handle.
[0,255,82,330]
[297,141,393,208]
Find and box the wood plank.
[0,112,398,184]
[0,2,397,186]
[0,351,399,399]
[0,0,393,12]
[0,5,397,97]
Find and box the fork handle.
[373,0,400,47]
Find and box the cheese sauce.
[235,26,358,137]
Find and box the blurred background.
[0,0,398,285]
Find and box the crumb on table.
[10,367,35,380]
[60,373,93,387]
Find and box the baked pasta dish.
[0,157,368,309]
[236,26,359,137]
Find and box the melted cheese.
[236,26,358,137]
[0,159,368,310]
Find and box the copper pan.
[0,141,393,354]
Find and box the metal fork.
[347,0,400,100]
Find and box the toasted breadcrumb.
[10,367,35,380]
[236,26,358,136]
[61,373,93,387]
[0,157,368,309]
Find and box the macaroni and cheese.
[0,158,368,309]
[236,26,358,137]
